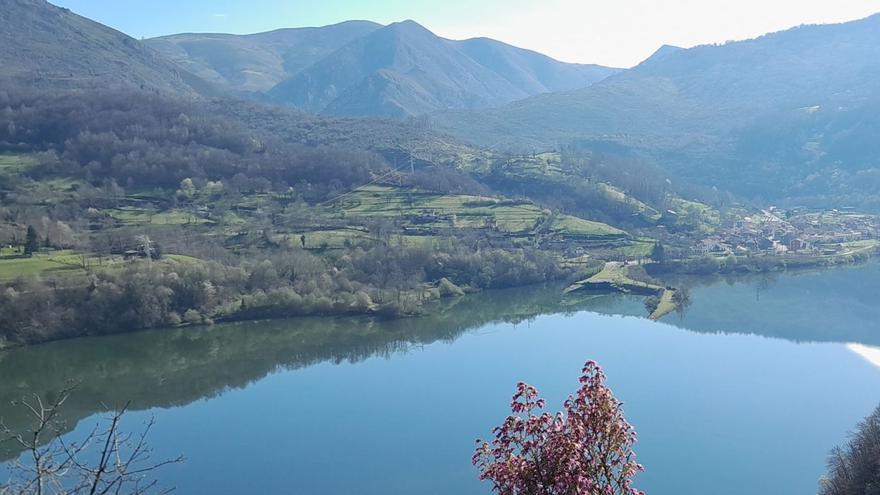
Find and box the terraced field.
[287,228,453,250]
[596,183,662,222]
[108,207,212,226]
[548,214,629,241]
[0,154,36,175]
[333,186,637,248]
[336,186,546,234]
[464,152,666,225]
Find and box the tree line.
[0,239,574,348]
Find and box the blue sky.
[50,0,880,67]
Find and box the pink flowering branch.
[474,361,644,495]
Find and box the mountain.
[146,21,383,94]
[455,37,616,95]
[0,0,210,96]
[433,14,880,205]
[268,20,619,117]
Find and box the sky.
[50,0,880,67]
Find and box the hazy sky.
[51,0,880,67]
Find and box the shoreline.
[2,248,877,352]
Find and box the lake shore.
[2,243,877,352]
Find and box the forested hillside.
[0,0,212,96]
[433,14,880,207]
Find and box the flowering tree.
[473,361,644,495]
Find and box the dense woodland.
[0,91,385,193]
[0,242,571,347]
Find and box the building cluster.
[695,208,879,257]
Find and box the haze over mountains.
[434,14,880,204]
[437,14,880,147]
[150,19,619,117]
[147,21,384,95]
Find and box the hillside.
[146,21,383,94]
[433,14,880,205]
[268,20,617,117]
[0,0,210,96]
[456,37,616,95]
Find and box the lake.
[2,262,880,494]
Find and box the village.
[695,207,880,257]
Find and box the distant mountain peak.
[642,44,684,64]
[381,19,435,38]
[266,19,618,117]
[18,0,618,118]
[392,19,424,27]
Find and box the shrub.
[183,309,202,325]
[438,277,465,297]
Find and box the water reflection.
[1,261,879,464]
[0,287,641,460]
[848,344,880,369]
[656,261,880,344]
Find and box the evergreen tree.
[650,241,666,263]
[24,225,39,257]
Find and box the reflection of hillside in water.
[654,261,880,345]
[0,286,642,461]
[2,261,877,462]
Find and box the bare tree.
[1,384,182,495]
[819,404,880,495]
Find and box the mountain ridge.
[149,18,620,117]
[147,20,383,94]
[429,12,880,204]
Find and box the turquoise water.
[2,263,879,494]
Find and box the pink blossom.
[473,361,644,495]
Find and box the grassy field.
[596,183,662,223]
[565,263,664,294]
[291,229,376,250]
[668,198,721,234]
[164,254,203,264]
[841,239,880,250]
[549,214,629,241]
[0,247,23,257]
[463,152,665,225]
[0,154,37,176]
[285,185,654,254]
[108,207,211,226]
[0,249,205,281]
[612,238,656,258]
[0,250,86,280]
[335,186,635,243]
[337,186,546,234]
